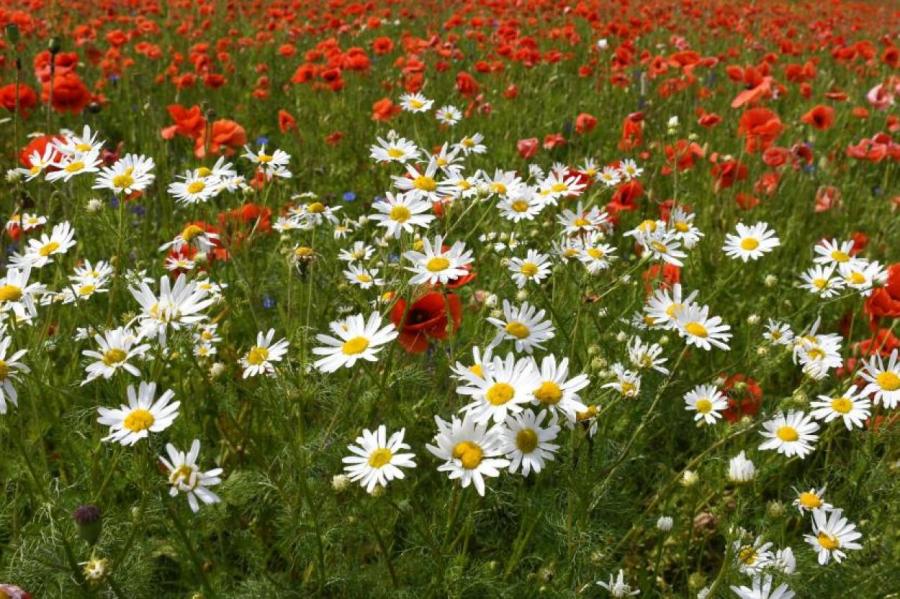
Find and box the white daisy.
[403,235,473,286]
[342,425,416,493]
[674,303,732,351]
[859,349,900,408]
[804,508,862,565]
[97,381,179,446]
[457,352,540,424]
[426,413,509,496]
[241,329,290,378]
[93,153,155,195]
[809,385,871,430]
[596,569,640,597]
[369,192,434,238]
[0,334,28,414]
[312,312,397,373]
[82,327,150,384]
[160,439,223,513]
[508,250,552,289]
[723,222,781,262]
[758,411,820,459]
[730,576,794,599]
[683,383,728,425]
[792,485,833,514]
[487,300,555,354]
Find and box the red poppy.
[865,263,900,323]
[42,72,91,114]
[455,71,479,96]
[575,112,597,134]
[737,108,783,153]
[517,138,539,159]
[195,119,247,158]
[801,105,835,130]
[278,109,297,133]
[371,97,400,121]
[161,104,206,140]
[390,292,462,353]
[0,83,38,117]
[721,374,763,423]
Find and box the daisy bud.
[590,358,607,372]
[86,198,103,212]
[489,309,503,319]
[791,388,808,405]
[332,474,351,493]
[658,335,670,346]
[688,574,707,591]
[499,257,510,267]
[370,484,385,497]
[756,346,769,356]
[681,470,699,487]
[767,500,785,518]
[588,345,601,356]
[615,331,628,342]
[5,169,22,183]
[73,504,102,545]
[656,516,674,532]
[515,289,528,301]
[746,314,760,325]
[209,362,226,378]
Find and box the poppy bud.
[73,504,102,545]
[5,24,19,44]
[48,37,62,54]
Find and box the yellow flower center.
[341,336,370,355]
[196,167,212,177]
[181,224,205,241]
[0,360,8,380]
[79,284,96,296]
[576,405,598,421]
[426,257,450,272]
[187,180,206,194]
[491,182,507,195]
[534,381,562,405]
[695,398,713,414]
[76,143,92,152]
[486,382,515,405]
[511,200,529,212]
[798,492,822,509]
[123,408,155,432]
[638,219,657,233]
[409,99,424,109]
[830,397,853,414]
[650,241,669,254]
[246,346,269,365]
[112,172,135,190]
[674,221,689,233]
[39,241,60,257]
[102,348,128,366]
[830,250,849,263]
[413,176,437,192]
[587,248,605,259]
[65,160,85,173]
[389,204,411,222]
[807,347,825,360]
[368,447,393,468]
[356,274,373,283]
[515,428,539,453]
[307,202,325,214]
[452,441,484,469]
[505,321,530,339]
[812,278,828,290]
[738,546,758,565]
[684,322,708,338]
[740,237,759,251]
[257,153,273,163]
[846,271,865,285]
[169,464,196,488]
[0,285,23,302]
[620,381,636,396]
[776,425,799,442]
[387,147,404,158]
[817,532,840,550]
[468,364,484,378]
[876,371,900,391]
[294,246,314,258]
[551,182,568,193]
[573,217,590,227]
[519,262,539,277]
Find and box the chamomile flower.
[813,238,858,268]
[508,250,552,288]
[11,221,77,269]
[723,222,780,262]
[597,165,622,187]
[596,569,640,597]
[370,135,420,164]
[451,344,497,385]
[487,300,556,354]
[168,169,215,204]
[810,385,871,430]
[404,235,473,286]
[426,413,509,496]
[457,352,540,424]
[455,133,487,156]
[483,169,524,198]
[805,508,862,565]
[683,384,728,425]
[602,363,642,398]
[730,576,795,599]
[370,192,435,238]
[728,451,756,483]
[618,158,643,180]
[642,228,687,266]
[644,283,698,330]
[759,411,820,459]
[792,486,833,514]
[859,349,900,409]
[530,355,589,422]
[674,303,732,351]
[158,223,219,253]
[763,320,794,346]
[242,144,291,178]
[538,171,586,205]
[498,187,544,222]
[0,265,43,317]
[312,312,398,373]
[160,439,223,513]
[733,537,774,574]
[627,337,669,375]
[338,241,376,263]
[0,335,28,414]
[399,92,433,113]
[129,274,213,345]
[557,202,607,235]
[97,381,179,446]
[93,154,155,195]
[241,329,289,378]
[45,149,102,182]
[668,206,704,249]
[838,259,885,296]
[344,264,383,289]
[799,264,845,298]
[393,159,453,203]
[501,409,560,476]
[792,324,843,381]
[576,234,617,274]
[342,425,417,493]
[435,105,462,126]
[82,327,150,383]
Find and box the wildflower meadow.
[0,0,898,597]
